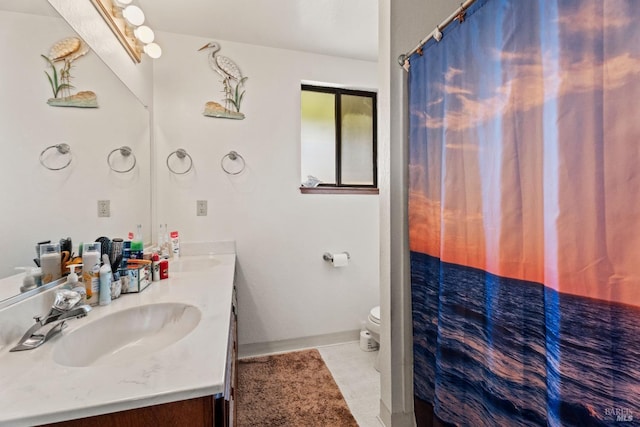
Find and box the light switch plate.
[98,200,110,217]
[197,200,207,216]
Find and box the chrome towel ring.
[221,151,245,175]
[107,146,136,173]
[40,143,72,171]
[167,148,193,174]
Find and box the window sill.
[299,186,379,195]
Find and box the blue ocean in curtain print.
[411,251,640,426]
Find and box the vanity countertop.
[0,253,236,427]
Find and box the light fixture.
[90,0,161,63]
[134,25,155,44]
[122,5,145,26]
[144,43,162,59]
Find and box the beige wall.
[152,31,380,347]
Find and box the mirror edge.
[0,278,65,311]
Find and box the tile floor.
[317,341,383,427]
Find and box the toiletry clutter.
[30,227,180,305]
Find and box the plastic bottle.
[163,224,171,258]
[159,259,169,280]
[130,224,144,259]
[99,254,112,306]
[157,224,165,253]
[170,230,180,259]
[151,253,160,282]
[82,242,101,305]
[40,243,61,284]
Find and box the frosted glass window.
[341,95,374,185]
[300,85,377,190]
[301,91,336,183]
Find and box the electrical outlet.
[197,200,208,216]
[98,200,110,217]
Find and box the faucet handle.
[53,289,82,311]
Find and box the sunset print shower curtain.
[408,0,640,425]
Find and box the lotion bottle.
[170,230,180,259]
[40,243,61,284]
[99,254,112,306]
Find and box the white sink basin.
[53,303,201,367]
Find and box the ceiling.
[136,0,378,62]
[0,0,378,62]
[0,0,59,16]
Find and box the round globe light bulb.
[134,25,155,43]
[123,5,145,26]
[144,43,162,59]
[113,0,133,7]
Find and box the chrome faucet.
[10,303,91,352]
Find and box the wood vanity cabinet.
[41,297,238,427]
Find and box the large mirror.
[0,1,151,301]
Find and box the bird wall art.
[42,37,97,108]
[198,41,247,119]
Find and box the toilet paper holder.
[322,252,350,262]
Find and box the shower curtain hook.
[434,26,443,42]
[455,4,466,23]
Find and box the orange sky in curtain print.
[408,1,640,306]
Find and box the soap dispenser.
[66,263,81,287]
[66,264,87,303]
[15,267,42,293]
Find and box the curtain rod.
[397,0,477,70]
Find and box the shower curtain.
[408,0,640,425]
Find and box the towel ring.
[221,151,245,175]
[167,148,193,175]
[107,146,136,173]
[39,143,72,171]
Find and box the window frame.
[300,84,378,194]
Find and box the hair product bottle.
[82,242,101,305]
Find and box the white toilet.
[365,306,381,371]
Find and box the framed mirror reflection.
[0,0,151,303]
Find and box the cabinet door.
[221,296,238,427]
[230,302,238,426]
[41,396,216,427]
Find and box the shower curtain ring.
[434,26,443,42]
